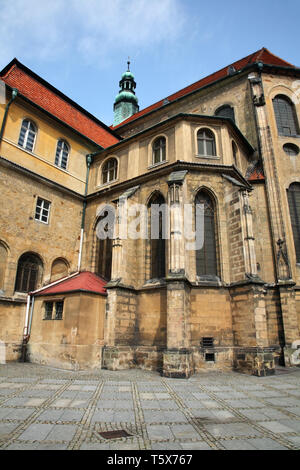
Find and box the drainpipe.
[0,87,18,145]
[77,153,94,271]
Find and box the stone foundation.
[162,349,194,379]
[26,343,103,371]
[192,347,233,372]
[233,348,276,376]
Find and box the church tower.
[113,60,139,126]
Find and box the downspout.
[77,153,94,271]
[0,87,18,145]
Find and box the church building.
[0,48,300,377]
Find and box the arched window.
[96,208,115,280]
[50,258,69,282]
[0,242,8,291]
[153,137,166,164]
[15,253,43,293]
[102,158,118,184]
[287,183,300,262]
[148,192,166,279]
[195,191,218,277]
[232,141,238,165]
[197,129,216,156]
[18,119,37,152]
[215,105,235,123]
[55,140,70,170]
[273,95,299,136]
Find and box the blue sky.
[0,0,299,126]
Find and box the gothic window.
[283,143,299,156]
[96,209,115,281]
[15,253,43,293]
[232,141,238,165]
[102,158,118,184]
[148,193,166,279]
[195,191,218,277]
[18,119,37,152]
[273,95,299,136]
[287,183,300,262]
[55,140,70,170]
[0,242,8,291]
[152,137,166,164]
[215,105,235,123]
[197,129,216,156]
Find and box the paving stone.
[0,423,19,438]
[257,421,295,433]
[147,424,173,440]
[204,423,262,438]
[180,441,212,450]
[18,424,54,441]
[46,424,77,441]
[3,408,35,420]
[247,438,289,450]
[171,424,200,440]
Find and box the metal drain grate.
[99,430,132,440]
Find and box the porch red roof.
[112,48,294,130]
[34,271,107,296]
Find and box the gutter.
[77,153,95,271]
[0,87,18,144]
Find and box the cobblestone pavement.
[0,363,299,450]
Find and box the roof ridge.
[112,48,296,130]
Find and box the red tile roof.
[112,48,295,130]
[34,271,107,296]
[0,60,120,148]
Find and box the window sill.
[97,179,119,189]
[147,160,168,170]
[195,154,220,160]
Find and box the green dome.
[114,90,138,105]
[122,71,134,80]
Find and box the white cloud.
[0,0,186,66]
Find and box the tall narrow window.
[15,253,43,293]
[273,95,299,136]
[102,158,118,184]
[18,119,37,152]
[287,183,300,262]
[0,242,8,291]
[55,140,69,170]
[232,141,238,165]
[148,193,166,279]
[152,137,166,164]
[96,209,115,280]
[215,105,235,123]
[197,129,216,156]
[195,191,218,277]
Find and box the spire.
[113,60,139,126]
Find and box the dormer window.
[153,137,166,164]
[102,158,118,184]
[55,140,70,170]
[18,119,37,152]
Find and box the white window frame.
[55,140,70,170]
[35,197,51,224]
[18,119,37,152]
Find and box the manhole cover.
[99,430,132,440]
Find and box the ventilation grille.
[201,337,214,348]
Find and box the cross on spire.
[127,57,130,72]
